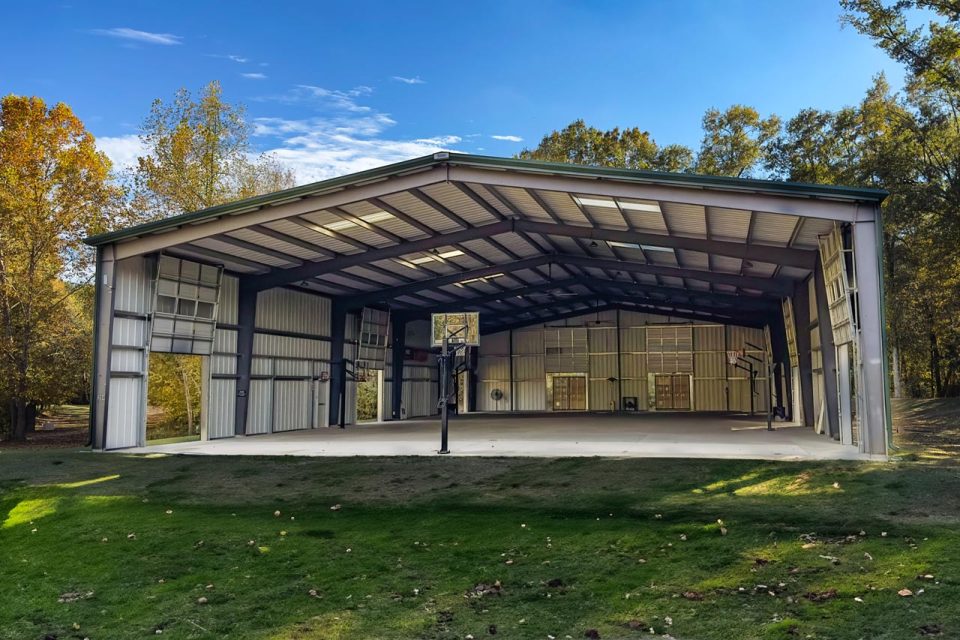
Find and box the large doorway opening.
[549,374,587,411]
[356,369,383,423]
[654,374,692,410]
[147,352,203,443]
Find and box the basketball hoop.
[726,349,744,365]
[355,366,368,383]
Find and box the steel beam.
[446,168,870,222]
[514,219,816,269]
[340,254,793,310]
[113,166,449,259]
[248,219,515,292]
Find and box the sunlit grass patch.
[2,496,60,528]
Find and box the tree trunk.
[9,398,28,441]
[176,360,194,435]
[892,345,902,398]
[929,330,943,398]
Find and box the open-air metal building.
[85,153,891,456]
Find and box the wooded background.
[1,1,957,441]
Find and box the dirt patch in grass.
[0,405,88,449]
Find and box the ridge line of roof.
[84,152,887,247]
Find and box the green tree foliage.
[356,379,379,422]
[519,119,695,172]
[0,96,118,440]
[695,105,781,177]
[131,81,295,220]
[840,0,960,396]
[147,353,202,439]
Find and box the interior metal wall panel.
[247,379,273,434]
[274,380,313,431]
[218,275,238,324]
[256,287,331,335]
[205,378,236,439]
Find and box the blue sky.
[1,0,903,182]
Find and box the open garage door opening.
[147,352,203,443]
[87,153,891,459]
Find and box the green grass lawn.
[1,451,959,639]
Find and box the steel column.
[329,301,347,428]
[390,314,406,420]
[768,311,791,419]
[852,218,890,455]
[234,279,257,436]
[90,245,117,450]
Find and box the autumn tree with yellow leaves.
[0,96,119,440]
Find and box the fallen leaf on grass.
[466,581,502,598]
[58,591,94,603]
[682,591,704,601]
[804,588,838,602]
[330,504,342,511]
[898,588,914,597]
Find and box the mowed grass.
[0,452,958,640]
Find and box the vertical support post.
[814,259,842,439]
[468,346,479,413]
[439,336,450,454]
[793,281,815,427]
[853,217,890,456]
[508,329,515,412]
[90,245,117,450]
[390,314,405,420]
[329,300,347,429]
[234,279,257,436]
[616,308,623,412]
[768,311,791,419]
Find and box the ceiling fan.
[522,262,580,298]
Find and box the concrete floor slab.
[126,413,873,461]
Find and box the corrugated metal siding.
[106,377,142,449]
[105,256,152,449]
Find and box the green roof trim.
[84,152,888,247]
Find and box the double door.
[552,375,586,411]
[655,374,691,410]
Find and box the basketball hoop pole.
[439,334,450,454]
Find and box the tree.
[0,96,117,440]
[695,105,780,177]
[842,1,960,396]
[131,81,295,220]
[519,119,695,172]
[147,353,202,438]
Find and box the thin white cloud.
[256,85,375,114]
[392,76,425,85]
[241,72,267,80]
[91,27,182,45]
[491,134,523,142]
[208,53,249,63]
[96,134,146,171]
[252,85,462,182]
